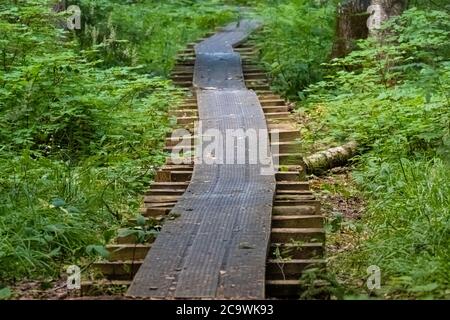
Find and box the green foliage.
[0,0,231,282]
[357,158,450,298]
[86,245,110,259]
[302,8,450,298]
[0,287,12,300]
[117,225,158,244]
[69,0,236,73]
[255,0,337,98]
[305,8,450,158]
[409,0,450,11]
[2,0,448,300]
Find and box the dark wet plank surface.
[127,20,276,299]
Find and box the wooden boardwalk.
[126,20,277,299]
[82,21,326,300]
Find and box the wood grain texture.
[127,19,276,299]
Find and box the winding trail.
[127,20,276,299]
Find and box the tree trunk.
[368,0,408,35]
[331,0,371,58]
[52,0,66,13]
[303,141,358,174]
[371,0,408,18]
[331,0,408,58]
[52,1,67,29]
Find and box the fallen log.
[303,141,358,174]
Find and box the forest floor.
[9,279,69,300]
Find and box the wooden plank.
[266,259,325,280]
[269,243,324,259]
[127,20,275,300]
[270,228,325,243]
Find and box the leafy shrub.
[255,0,337,98]
[69,0,236,73]
[302,8,450,298]
[0,0,230,281]
[304,8,450,157]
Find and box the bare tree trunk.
[331,0,408,58]
[52,0,67,29]
[331,0,371,58]
[52,0,66,13]
[371,0,408,18]
[368,0,408,36]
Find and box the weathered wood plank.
[127,20,275,299]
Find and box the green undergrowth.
[257,2,449,299]
[71,0,237,74]
[0,0,234,287]
[303,9,450,299]
[254,0,338,99]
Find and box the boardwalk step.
[265,280,302,298]
[164,142,301,154]
[276,181,310,191]
[93,261,142,279]
[146,189,186,196]
[148,182,189,190]
[116,232,156,245]
[142,194,316,204]
[170,106,290,117]
[81,280,131,296]
[270,242,324,259]
[106,244,151,261]
[266,259,326,280]
[154,170,306,184]
[273,205,319,215]
[270,228,325,242]
[271,215,324,229]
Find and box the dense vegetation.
[305,9,449,299]
[1,0,448,300]
[256,1,449,299]
[256,0,338,98]
[0,0,235,288]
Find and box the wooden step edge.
[265,279,328,298]
[272,206,320,216]
[271,215,324,228]
[80,280,131,296]
[106,244,152,261]
[270,228,325,242]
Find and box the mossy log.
[303,141,358,174]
